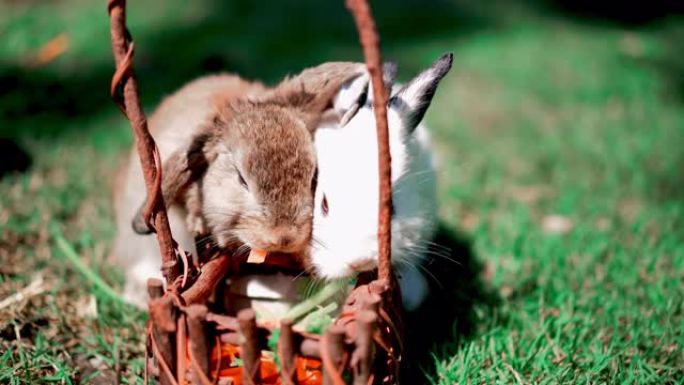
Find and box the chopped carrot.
[207,339,323,384]
[247,248,268,264]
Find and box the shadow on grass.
[0,138,31,178]
[401,223,498,383]
[648,24,684,106]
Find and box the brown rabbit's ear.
[131,129,219,234]
[266,62,367,132]
[275,62,366,101]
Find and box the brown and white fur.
[216,54,453,317]
[112,63,364,307]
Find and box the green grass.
[1,0,682,383]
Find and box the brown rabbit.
[112,63,365,306]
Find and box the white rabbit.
[309,53,453,311]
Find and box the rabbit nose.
[266,227,301,251]
[278,235,294,248]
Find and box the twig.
[351,310,377,385]
[114,341,121,385]
[181,255,231,304]
[346,0,393,284]
[186,305,211,384]
[321,324,347,385]
[346,4,406,381]
[238,309,261,385]
[107,0,180,284]
[0,275,45,310]
[278,319,297,385]
[149,297,178,385]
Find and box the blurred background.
[0,0,682,383]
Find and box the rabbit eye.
[311,167,318,195]
[237,170,248,190]
[321,194,329,216]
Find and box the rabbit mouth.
[237,231,308,255]
[249,243,306,255]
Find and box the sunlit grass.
[0,0,682,383]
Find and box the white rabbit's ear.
[381,61,398,92]
[364,61,399,105]
[390,53,453,134]
[332,61,398,127]
[334,74,368,127]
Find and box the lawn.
[0,0,682,383]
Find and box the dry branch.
[345,0,393,285]
[149,297,177,385]
[107,0,180,284]
[186,305,211,383]
[278,319,297,385]
[238,309,261,385]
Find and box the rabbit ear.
[131,129,219,234]
[382,61,398,91]
[265,62,367,132]
[390,53,453,134]
[333,73,368,127]
[333,61,398,127]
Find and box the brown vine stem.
[107,0,180,284]
[345,0,393,284]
